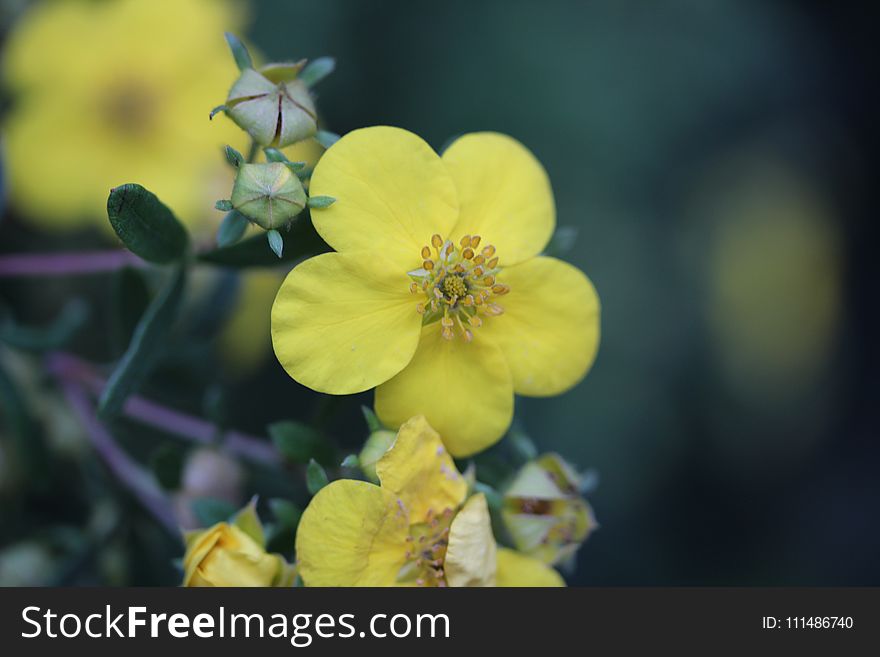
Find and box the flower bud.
[358,429,397,484]
[224,64,317,148]
[182,522,295,587]
[501,453,596,566]
[230,162,307,229]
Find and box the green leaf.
[307,195,336,209]
[268,420,334,465]
[214,199,234,212]
[267,229,284,258]
[233,497,266,546]
[340,454,359,468]
[298,57,335,87]
[197,216,329,267]
[266,499,302,556]
[361,405,383,433]
[315,130,340,149]
[224,32,253,71]
[107,184,189,263]
[263,148,288,163]
[209,104,228,120]
[0,299,89,352]
[98,265,186,418]
[192,497,237,528]
[306,459,329,496]
[224,145,244,168]
[110,267,151,356]
[216,211,249,247]
[149,444,184,491]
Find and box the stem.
[47,352,281,467]
[0,250,144,277]
[59,378,179,536]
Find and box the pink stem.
[0,250,144,276]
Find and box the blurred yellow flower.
[296,415,497,587]
[182,521,295,587]
[2,0,248,231]
[272,127,601,456]
[495,548,564,587]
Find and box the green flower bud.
[501,453,597,566]
[223,63,317,148]
[358,429,397,484]
[230,162,307,230]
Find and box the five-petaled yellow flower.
[272,127,600,456]
[295,415,562,587]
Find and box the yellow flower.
[495,548,565,587]
[2,0,247,231]
[183,515,295,587]
[272,127,600,456]
[295,415,497,587]
[502,453,596,566]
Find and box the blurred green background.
[0,0,877,585]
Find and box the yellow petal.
[309,126,459,271]
[376,415,467,523]
[444,494,497,587]
[374,326,514,457]
[295,480,409,586]
[271,252,422,394]
[482,256,600,397]
[443,132,555,265]
[495,548,565,587]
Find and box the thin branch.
[0,250,144,276]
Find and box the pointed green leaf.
[267,229,284,258]
[263,148,288,163]
[233,497,266,547]
[307,195,335,209]
[107,184,189,263]
[192,497,237,528]
[298,57,335,87]
[266,499,302,556]
[361,405,383,433]
[340,454,359,468]
[98,265,186,418]
[224,145,244,168]
[315,130,340,149]
[209,104,228,120]
[224,32,253,71]
[306,459,329,496]
[268,420,334,465]
[216,210,249,247]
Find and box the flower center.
[98,79,159,137]
[397,507,455,587]
[408,234,509,341]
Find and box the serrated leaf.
[267,230,284,258]
[232,497,266,547]
[0,299,89,352]
[98,265,186,418]
[268,421,334,465]
[361,405,382,433]
[306,459,329,496]
[216,211,249,247]
[307,195,335,209]
[224,32,253,71]
[192,497,237,527]
[315,130,340,149]
[298,57,335,87]
[107,184,189,263]
[149,444,184,491]
[197,216,329,267]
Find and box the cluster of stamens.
[397,507,455,587]
[408,233,509,341]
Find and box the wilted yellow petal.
[296,480,409,586]
[481,256,600,397]
[375,326,514,457]
[443,132,555,266]
[495,548,565,587]
[272,252,422,394]
[309,126,459,271]
[444,494,497,587]
[376,415,467,523]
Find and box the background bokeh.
[1,0,877,585]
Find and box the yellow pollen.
[470,235,482,248]
[487,256,499,269]
[473,255,485,265]
[462,248,474,260]
[421,246,431,259]
[460,235,471,248]
[431,234,443,248]
[442,275,468,300]
[482,245,496,258]
[423,259,434,270]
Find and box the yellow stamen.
[424,259,434,270]
[431,234,443,248]
[421,246,431,259]
[470,235,481,248]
